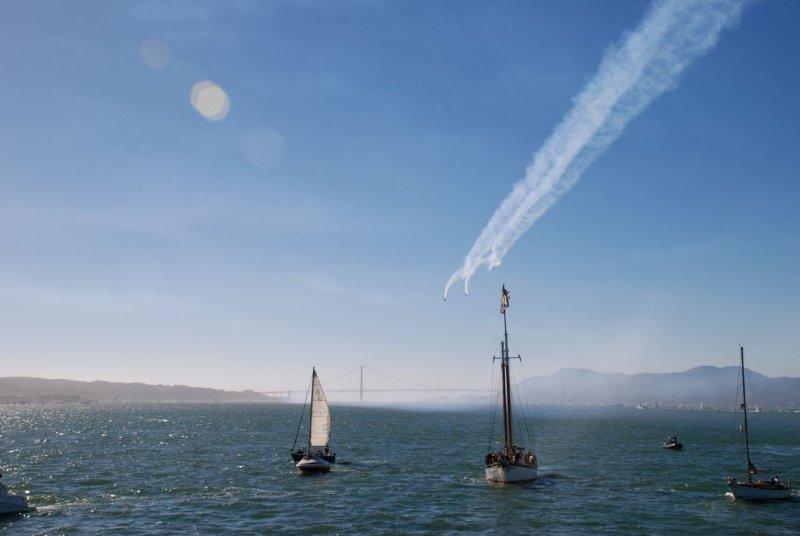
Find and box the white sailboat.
[484,286,538,484]
[0,473,33,514]
[293,368,334,474]
[726,346,792,500]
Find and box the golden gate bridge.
[260,365,489,402]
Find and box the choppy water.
[1,404,798,534]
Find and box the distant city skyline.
[1,0,798,393]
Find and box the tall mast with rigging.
[484,284,538,483]
[739,346,753,484]
[496,285,519,452]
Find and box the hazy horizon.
[3,354,797,400]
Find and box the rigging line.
[731,364,743,443]
[291,374,313,449]
[363,366,437,389]
[732,358,753,470]
[501,309,535,447]
[489,310,511,450]
[487,355,501,450]
[510,366,535,448]
[516,350,535,447]
[501,306,533,438]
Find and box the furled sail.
[309,370,331,449]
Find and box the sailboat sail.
[309,370,331,449]
[291,367,335,467]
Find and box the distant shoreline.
[3,365,799,409]
[0,376,281,405]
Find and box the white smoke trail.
[444,0,747,298]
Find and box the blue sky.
[1,0,798,396]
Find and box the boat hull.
[291,450,335,464]
[296,457,331,474]
[662,443,683,450]
[485,463,537,484]
[727,478,792,500]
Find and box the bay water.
[1,404,798,534]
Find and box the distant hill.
[518,366,800,409]
[0,377,277,404]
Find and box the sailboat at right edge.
[484,285,538,484]
[725,346,792,500]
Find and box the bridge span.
[260,366,489,401]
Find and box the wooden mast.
[496,285,520,453]
[501,311,513,451]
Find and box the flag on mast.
[500,285,509,314]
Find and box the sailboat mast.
[739,346,753,484]
[502,310,513,450]
[308,368,316,454]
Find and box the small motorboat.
[662,434,683,450]
[0,474,33,515]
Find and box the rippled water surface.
[1,404,798,534]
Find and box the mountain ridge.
[0,376,276,404]
[519,366,799,408]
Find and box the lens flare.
[139,37,171,70]
[242,126,286,169]
[190,80,230,121]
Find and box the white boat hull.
[0,485,32,514]
[296,456,331,474]
[485,463,537,484]
[727,478,792,500]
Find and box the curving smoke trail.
[444,0,748,299]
